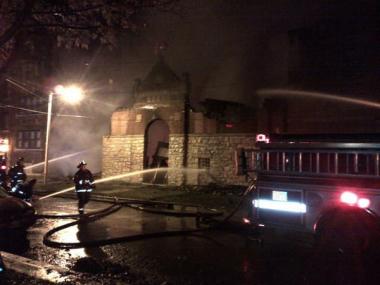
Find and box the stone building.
[102,56,257,185]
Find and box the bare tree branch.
[0,0,35,47]
[23,22,100,31]
[0,0,180,68]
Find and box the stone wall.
[103,133,256,186]
[167,135,185,185]
[169,134,256,186]
[102,135,144,182]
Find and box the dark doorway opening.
[144,119,169,184]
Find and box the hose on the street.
[40,182,257,249]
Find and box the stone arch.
[143,119,169,183]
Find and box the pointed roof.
[139,56,181,91]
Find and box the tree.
[0,0,178,71]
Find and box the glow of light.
[1,165,6,170]
[56,85,84,104]
[256,134,267,142]
[253,199,307,213]
[0,144,9,153]
[357,198,370,209]
[340,191,358,205]
[54,85,65,95]
[242,218,250,224]
[140,105,156,110]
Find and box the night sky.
[56,0,379,107]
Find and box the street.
[0,195,318,285]
[1,192,380,285]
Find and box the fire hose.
[40,181,257,249]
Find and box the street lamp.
[43,85,84,184]
[55,85,84,104]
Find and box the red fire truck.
[245,134,380,254]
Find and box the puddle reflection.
[77,222,108,259]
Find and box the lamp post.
[43,85,84,184]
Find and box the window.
[20,96,45,111]
[17,130,42,149]
[21,62,39,80]
[198,157,210,169]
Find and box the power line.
[5,78,48,101]
[0,104,46,115]
[0,104,92,119]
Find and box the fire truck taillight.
[357,198,370,209]
[340,191,358,205]
[340,191,370,208]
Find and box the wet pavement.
[1,196,378,285]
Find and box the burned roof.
[138,56,181,92]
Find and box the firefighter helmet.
[16,157,25,166]
[77,160,87,168]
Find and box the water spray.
[257,89,380,109]
[25,150,91,170]
[38,167,207,201]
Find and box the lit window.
[16,130,42,149]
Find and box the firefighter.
[73,160,95,215]
[0,156,9,191]
[8,157,28,199]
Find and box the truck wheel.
[315,209,377,255]
[309,207,380,285]
[309,208,380,285]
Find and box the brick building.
[0,33,54,169]
[102,56,257,185]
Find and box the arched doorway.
[143,119,169,184]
